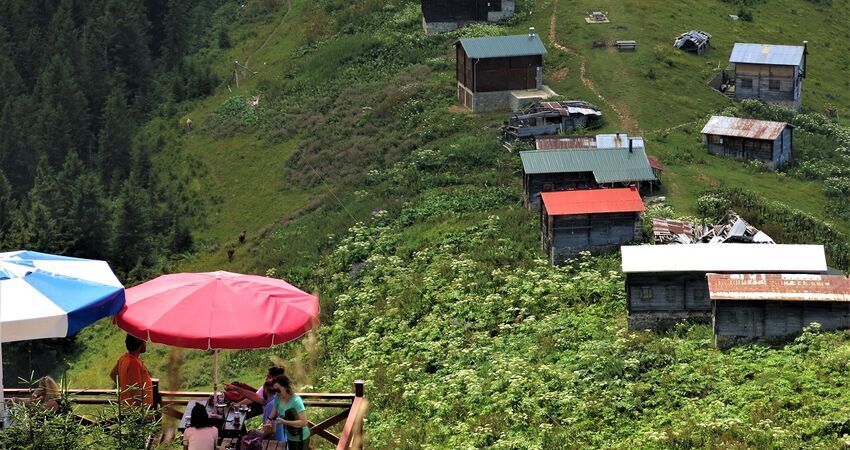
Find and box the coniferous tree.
[0,25,24,107]
[97,85,133,190]
[21,159,67,253]
[32,55,91,166]
[0,168,16,248]
[111,173,154,273]
[57,151,112,258]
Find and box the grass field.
[51,1,850,447]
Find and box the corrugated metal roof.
[536,136,598,150]
[538,102,602,117]
[701,116,790,140]
[652,218,693,235]
[520,146,657,183]
[621,244,827,273]
[729,43,805,66]
[535,134,643,150]
[707,273,850,302]
[647,155,663,170]
[542,187,644,216]
[459,34,548,59]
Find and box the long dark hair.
[271,374,293,396]
[190,403,211,428]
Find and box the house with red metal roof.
[540,187,644,264]
[708,273,850,348]
[701,115,793,170]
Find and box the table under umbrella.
[0,250,125,422]
[114,271,320,391]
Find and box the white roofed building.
[620,244,827,330]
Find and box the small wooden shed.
[520,135,658,208]
[729,42,807,111]
[701,116,793,170]
[456,32,548,112]
[421,0,515,34]
[621,244,828,330]
[710,273,850,348]
[541,187,644,265]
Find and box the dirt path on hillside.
[548,0,640,133]
[244,0,293,69]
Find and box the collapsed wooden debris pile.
[501,101,603,140]
[652,212,774,245]
[674,30,711,55]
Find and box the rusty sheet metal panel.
[701,116,790,140]
[707,273,850,302]
[652,218,693,235]
[536,136,598,150]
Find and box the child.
[184,403,218,450]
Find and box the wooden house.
[709,273,850,348]
[701,116,793,170]
[729,42,807,111]
[541,187,644,265]
[520,134,658,208]
[421,0,515,34]
[456,31,552,112]
[620,244,828,330]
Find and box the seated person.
[183,403,218,450]
[225,366,284,419]
[31,376,61,413]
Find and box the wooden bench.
[616,40,637,51]
[220,437,286,450]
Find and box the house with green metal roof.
[520,135,658,208]
[456,29,556,112]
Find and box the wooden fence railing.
[3,379,366,449]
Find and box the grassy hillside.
[59,0,850,447]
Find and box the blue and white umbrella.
[0,250,125,421]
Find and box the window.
[542,182,554,191]
[693,288,706,302]
[768,79,781,91]
[665,286,677,303]
[740,78,753,89]
[640,287,653,300]
[711,135,723,145]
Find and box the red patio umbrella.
[114,271,319,391]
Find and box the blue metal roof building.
[458,34,547,59]
[729,43,805,66]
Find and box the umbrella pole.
[0,339,4,427]
[0,284,5,427]
[213,349,218,396]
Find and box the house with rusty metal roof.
[701,115,793,170]
[456,29,556,112]
[520,134,658,208]
[541,187,644,265]
[620,244,828,330]
[709,273,850,348]
[728,42,808,111]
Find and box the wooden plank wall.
[626,273,711,314]
[715,300,850,339]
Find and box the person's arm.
[276,397,308,428]
[225,383,263,404]
[182,428,190,450]
[109,361,119,382]
[276,411,308,428]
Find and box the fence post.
[354,380,365,450]
[151,378,161,409]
